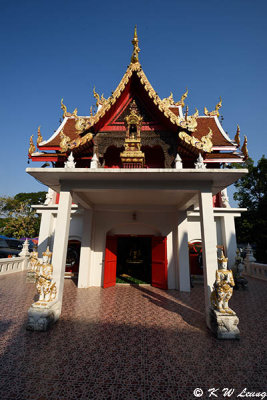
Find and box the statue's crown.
[42,246,52,257]
[218,250,228,263]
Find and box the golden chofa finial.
[37,126,43,146]
[28,135,36,155]
[204,97,222,117]
[61,98,67,118]
[131,25,140,64]
[174,88,188,108]
[241,135,248,159]
[234,124,240,147]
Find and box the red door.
[103,236,117,288]
[151,236,168,289]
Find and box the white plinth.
[209,309,240,340]
[26,300,61,331]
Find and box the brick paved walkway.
[0,272,266,399]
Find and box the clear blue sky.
[0,0,266,203]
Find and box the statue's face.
[221,261,227,270]
[43,255,49,263]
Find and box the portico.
[27,167,247,326]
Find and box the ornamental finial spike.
[234,124,240,147]
[241,135,248,159]
[37,126,43,146]
[28,135,36,155]
[131,25,140,64]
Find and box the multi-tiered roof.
[28,27,248,168]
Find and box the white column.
[78,209,93,288]
[177,212,191,292]
[38,211,53,257]
[51,191,72,310]
[221,214,237,268]
[199,191,218,326]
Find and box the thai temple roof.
[28,27,248,166]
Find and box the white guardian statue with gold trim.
[210,250,240,339]
[35,247,57,304]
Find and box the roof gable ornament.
[234,125,240,147]
[179,127,213,153]
[28,135,36,155]
[61,99,78,118]
[241,136,248,159]
[204,97,222,117]
[175,88,188,108]
[59,129,71,153]
[37,126,43,146]
[131,25,140,64]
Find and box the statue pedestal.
[26,300,61,331]
[209,309,240,340]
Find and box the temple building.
[27,28,247,329]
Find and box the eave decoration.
[204,97,222,117]
[241,135,248,159]
[61,99,78,118]
[37,126,43,146]
[234,125,240,147]
[179,128,213,153]
[59,129,71,153]
[28,135,36,155]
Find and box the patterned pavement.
[0,271,266,400]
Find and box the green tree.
[0,191,46,238]
[233,156,267,263]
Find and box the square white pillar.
[221,214,237,268]
[199,191,218,326]
[177,212,191,292]
[38,211,53,257]
[51,190,72,309]
[78,209,93,288]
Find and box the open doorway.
[116,236,152,284]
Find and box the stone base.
[209,309,240,340]
[26,300,61,331]
[26,271,36,283]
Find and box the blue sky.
[0,0,266,203]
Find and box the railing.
[243,244,267,281]
[0,257,29,275]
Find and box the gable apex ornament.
[131,25,140,64]
[204,97,222,117]
[28,135,36,155]
[61,98,78,118]
[37,126,43,146]
[241,135,248,159]
[234,124,241,147]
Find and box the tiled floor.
[0,272,266,399]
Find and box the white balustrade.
[0,257,29,275]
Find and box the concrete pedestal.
[26,300,61,331]
[209,309,240,340]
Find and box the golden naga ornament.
[69,132,93,150]
[59,129,71,152]
[234,124,240,147]
[131,25,140,64]
[210,251,235,315]
[93,87,107,107]
[178,107,198,132]
[28,135,36,155]
[37,126,43,146]
[179,128,213,153]
[162,92,175,106]
[204,97,222,117]
[175,88,188,108]
[61,98,78,118]
[241,135,248,159]
[75,117,92,134]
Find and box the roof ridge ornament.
[241,135,248,159]
[59,129,71,153]
[61,98,78,118]
[28,135,36,155]
[204,97,222,117]
[234,124,240,147]
[131,25,140,64]
[175,88,188,108]
[37,126,43,146]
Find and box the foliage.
[0,192,46,239]
[233,156,267,263]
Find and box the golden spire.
[234,124,240,147]
[37,126,43,146]
[28,135,36,155]
[241,135,248,159]
[61,98,67,117]
[204,97,222,117]
[131,25,140,64]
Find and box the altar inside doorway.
[116,236,152,284]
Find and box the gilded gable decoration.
[75,117,92,134]
[241,136,248,159]
[28,135,36,155]
[234,125,240,147]
[61,98,78,118]
[179,128,213,153]
[178,108,198,132]
[37,126,43,146]
[93,87,107,107]
[204,97,222,117]
[131,25,140,64]
[162,92,175,107]
[59,129,71,152]
[175,88,188,108]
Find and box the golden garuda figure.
[35,247,57,303]
[210,251,235,315]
